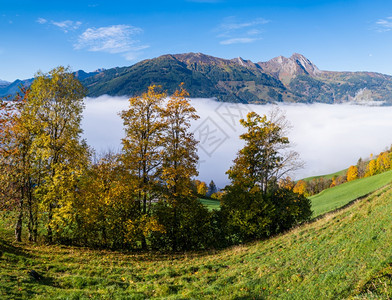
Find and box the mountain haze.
[3,53,392,104]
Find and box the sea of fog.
[82,96,392,188]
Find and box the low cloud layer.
[83,96,392,188]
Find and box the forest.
[0,67,312,251]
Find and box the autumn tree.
[293,180,307,196]
[26,66,89,242]
[226,109,302,195]
[120,85,166,249]
[156,84,210,251]
[330,176,337,188]
[376,152,391,173]
[0,89,39,242]
[197,181,208,196]
[73,152,162,248]
[222,109,310,242]
[365,159,377,177]
[346,165,358,182]
[0,67,88,243]
[335,175,346,185]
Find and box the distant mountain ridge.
[0,70,99,98]
[0,79,10,87]
[3,53,392,105]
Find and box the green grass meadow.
[303,168,348,182]
[199,170,392,218]
[310,170,392,217]
[2,181,392,298]
[199,198,220,210]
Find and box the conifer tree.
[207,180,218,197]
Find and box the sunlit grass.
[303,168,348,182]
[2,182,392,298]
[310,170,392,217]
[199,198,220,210]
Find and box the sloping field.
[1,182,392,298]
[303,168,348,182]
[310,170,392,217]
[199,198,220,210]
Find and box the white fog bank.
[82,96,392,188]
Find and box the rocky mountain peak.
[290,53,320,76]
[230,57,259,69]
[173,52,231,65]
[257,53,321,84]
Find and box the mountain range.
[2,52,392,105]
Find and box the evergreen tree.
[207,180,218,197]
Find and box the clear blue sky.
[2,0,392,81]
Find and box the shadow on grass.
[0,237,34,259]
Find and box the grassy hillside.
[199,170,392,216]
[199,198,220,210]
[303,168,348,182]
[310,170,392,217]
[2,182,392,298]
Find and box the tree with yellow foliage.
[346,165,358,182]
[157,84,209,251]
[197,182,208,196]
[365,159,377,177]
[120,85,166,249]
[222,109,310,242]
[376,152,390,173]
[26,66,89,243]
[227,109,302,195]
[293,180,307,196]
[0,67,88,243]
[0,88,39,242]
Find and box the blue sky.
[2,0,392,81]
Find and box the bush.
[221,185,312,244]
[149,197,213,251]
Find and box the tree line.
[0,67,311,251]
[292,149,392,197]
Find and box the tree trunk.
[27,186,35,242]
[172,206,178,251]
[15,197,24,242]
[15,209,23,242]
[47,204,53,243]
